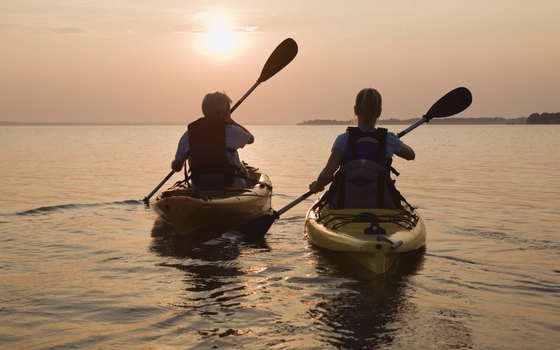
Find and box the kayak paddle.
[236,86,472,239]
[142,38,299,204]
[230,38,298,113]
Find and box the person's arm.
[171,131,189,172]
[309,149,342,193]
[395,141,415,160]
[227,118,254,144]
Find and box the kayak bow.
[305,200,426,274]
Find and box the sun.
[205,23,239,53]
[192,11,247,60]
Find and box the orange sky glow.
[1,1,559,124]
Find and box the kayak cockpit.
[151,172,273,237]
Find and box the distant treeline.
[298,119,352,125]
[527,113,560,124]
[299,115,560,125]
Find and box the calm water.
[1,124,559,349]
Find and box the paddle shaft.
[230,81,259,114]
[276,190,314,217]
[143,170,174,204]
[397,115,433,138]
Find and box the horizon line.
[0,116,529,127]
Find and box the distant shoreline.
[298,117,529,125]
[299,114,560,125]
[2,114,559,126]
[0,121,186,126]
[0,121,284,126]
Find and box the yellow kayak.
[305,200,426,274]
[152,173,273,237]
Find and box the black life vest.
[326,127,402,209]
[187,117,236,187]
[342,127,392,169]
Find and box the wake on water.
[5,199,143,217]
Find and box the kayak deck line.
[317,210,419,232]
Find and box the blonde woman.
[309,88,415,208]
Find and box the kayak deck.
[305,203,426,274]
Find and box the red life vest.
[187,117,235,187]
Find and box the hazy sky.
[1,1,559,124]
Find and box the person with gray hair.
[171,91,255,188]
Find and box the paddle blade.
[231,211,279,240]
[258,38,298,83]
[426,87,472,119]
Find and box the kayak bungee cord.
[319,210,419,232]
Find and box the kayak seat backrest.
[193,171,235,187]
